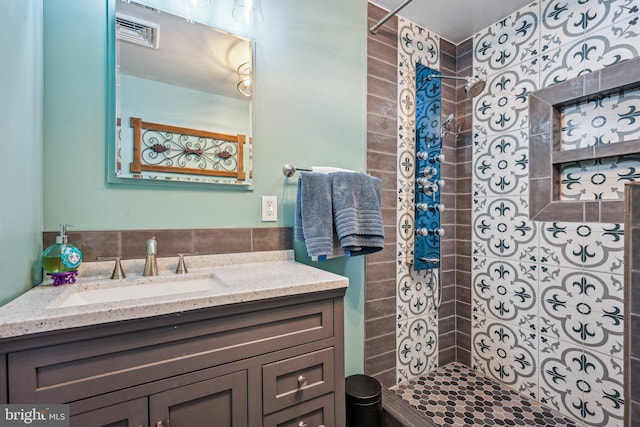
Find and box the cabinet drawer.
[264,394,334,427]
[263,347,334,415]
[8,299,334,404]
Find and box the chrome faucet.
[143,237,158,276]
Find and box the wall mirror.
[110,0,253,188]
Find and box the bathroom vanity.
[0,251,347,427]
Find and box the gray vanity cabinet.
[149,370,248,427]
[69,397,149,427]
[2,290,345,427]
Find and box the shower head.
[465,77,486,98]
[426,74,486,99]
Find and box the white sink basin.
[52,274,225,308]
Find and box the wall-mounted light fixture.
[236,62,252,97]
[232,0,263,25]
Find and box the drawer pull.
[297,375,308,387]
[298,422,307,427]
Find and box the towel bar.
[282,164,312,177]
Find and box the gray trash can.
[345,374,382,427]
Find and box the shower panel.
[414,64,444,271]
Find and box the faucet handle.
[175,251,199,274]
[96,256,126,279]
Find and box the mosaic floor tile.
[391,362,585,427]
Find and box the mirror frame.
[105,0,255,190]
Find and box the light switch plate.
[261,196,277,222]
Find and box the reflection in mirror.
[113,0,253,187]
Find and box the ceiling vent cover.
[116,13,160,49]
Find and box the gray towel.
[294,172,335,257]
[329,172,384,256]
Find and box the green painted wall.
[0,0,43,305]
[42,0,367,375]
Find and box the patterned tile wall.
[395,17,443,383]
[471,1,640,426]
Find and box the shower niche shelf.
[528,56,640,224]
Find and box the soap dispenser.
[42,224,83,285]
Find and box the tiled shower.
[365,1,640,426]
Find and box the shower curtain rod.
[369,0,413,34]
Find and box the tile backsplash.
[43,227,293,262]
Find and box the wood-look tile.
[365,350,396,376]
[632,356,640,402]
[439,331,456,349]
[456,38,473,56]
[457,315,471,336]
[455,209,471,225]
[366,278,396,301]
[457,240,471,258]
[368,94,397,118]
[439,346,456,366]
[367,113,397,138]
[366,314,396,339]
[368,132,398,154]
[441,285,456,303]
[456,301,471,320]
[367,243,396,264]
[44,230,121,262]
[456,347,471,366]
[365,333,396,358]
[456,271,471,289]
[456,177,471,194]
[368,57,397,83]
[366,297,396,320]
[439,300,455,318]
[192,228,252,255]
[632,314,640,357]
[456,225,471,241]
[440,38,456,57]
[457,284,471,304]
[456,50,472,73]
[121,230,170,259]
[368,150,397,172]
[368,169,397,191]
[440,255,456,271]
[456,131,473,148]
[440,52,456,74]
[631,271,640,318]
[368,38,397,63]
[368,76,397,101]
[252,227,293,252]
[456,254,471,272]
[368,3,398,31]
[439,315,456,334]
[373,369,396,389]
[456,331,471,351]
[366,261,396,283]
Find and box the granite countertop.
[0,250,348,339]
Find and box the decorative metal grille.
[129,117,246,180]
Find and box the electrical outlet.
[261,196,277,222]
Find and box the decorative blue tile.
[473,129,530,198]
[474,1,540,75]
[472,315,538,398]
[473,62,539,136]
